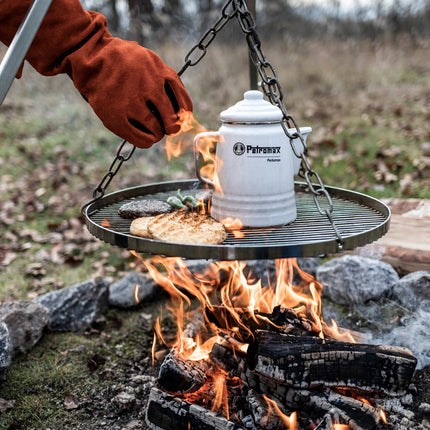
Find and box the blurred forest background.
[82,0,430,45]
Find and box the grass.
[0,306,158,429]
[1,36,430,428]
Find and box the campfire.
[132,255,417,430]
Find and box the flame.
[134,255,356,359]
[333,425,349,430]
[380,409,388,424]
[101,219,111,227]
[212,371,230,419]
[326,319,357,343]
[151,331,157,366]
[164,110,204,160]
[263,395,297,429]
[221,217,245,238]
[134,284,140,303]
[164,110,225,196]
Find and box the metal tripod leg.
[0,0,53,105]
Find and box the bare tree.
[127,0,161,44]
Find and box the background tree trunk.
[127,0,160,44]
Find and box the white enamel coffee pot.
[194,90,311,227]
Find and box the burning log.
[146,386,245,430]
[209,341,381,429]
[158,350,210,394]
[239,366,381,430]
[248,330,417,395]
[209,341,246,374]
[307,390,381,430]
[205,306,258,342]
[205,305,320,342]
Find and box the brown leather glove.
[0,0,192,148]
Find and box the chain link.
[88,0,343,249]
[91,140,136,200]
[178,0,238,77]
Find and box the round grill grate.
[82,180,390,260]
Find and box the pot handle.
[193,131,220,186]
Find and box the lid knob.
[243,90,264,101]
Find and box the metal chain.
[178,0,238,77]
[233,0,343,249]
[91,139,136,201]
[88,0,343,249]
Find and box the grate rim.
[82,180,390,260]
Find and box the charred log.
[209,341,380,429]
[205,305,319,342]
[248,330,417,395]
[307,390,380,430]
[204,306,259,342]
[243,372,380,430]
[158,350,210,394]
[262,305,318,337]
[209,341,246,374]
[146,387,245,430]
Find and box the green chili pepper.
[177,189,185,202]
[182,195,200,207]
[166,196,185,209]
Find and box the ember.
[135,255,418,430]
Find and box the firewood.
[307,390,380,430]
[244,372,380,430]
[248,330,417,395]
[204,306,259,342]
[209,340,247,374]
[146,387,245,430]
[158,349,210,394]
[205,305,319,342]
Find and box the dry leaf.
[0,250,16,266]
[64,393,80,410]
[0,398,15,411]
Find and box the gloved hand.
[0,0,192,148]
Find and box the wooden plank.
[354,199,430,273]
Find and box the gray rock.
[35,278,110,332]
[0,323,11,381]
[245,258,320,285]
[296,258,320,277]
[111,391,136,413]
[182,259,213,274]
[244,260,276,281]
[316,255,399,305]
[0,301,50,357]
[109,273,159,308]
[371,309,430,370]
[390,271,430,312]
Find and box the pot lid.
[220,90,283,123]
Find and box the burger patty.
[118,199,173,219]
